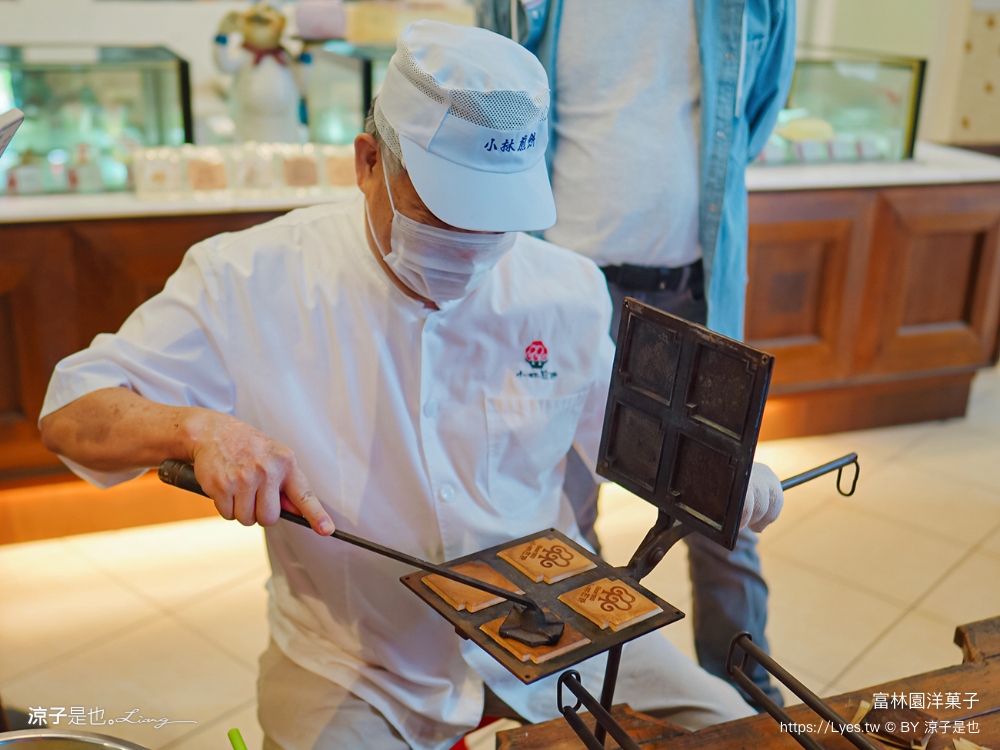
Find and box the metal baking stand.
[555,298,862,749]
[725,633,880,750]
[555,453,860,750]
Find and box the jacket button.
[423,400,439,418]
[439,484,455,502]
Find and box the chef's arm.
[40,386,335,535]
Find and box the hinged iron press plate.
[596,299,774,551]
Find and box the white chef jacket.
[41,195,617,750]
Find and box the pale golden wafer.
[558,578,663,631]
[497,537,596,584]
[480,611,590,664]
[422,561,523,613]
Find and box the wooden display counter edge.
[498,616,1000,750]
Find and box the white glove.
[740,462,784,532]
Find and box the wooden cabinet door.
[68,212,282,348]
[746,189,875,388]
[0,226,79,476]
[856,184,1000,374]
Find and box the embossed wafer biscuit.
[558,578,663,631]
[422,561,524,613]
[497,537,596,584]
[480,611,590,664]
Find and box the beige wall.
[950,9,1000,143]
[797,0,936,54]
[827,0,936,57]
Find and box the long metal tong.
[157,459,546,616]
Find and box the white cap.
[375,20,555,232]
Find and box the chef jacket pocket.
[485,390,589,515]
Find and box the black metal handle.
[727,632,880,750]
[557,670,643,750]
[157,459,542,611]
[781,453,859,496]
[624,454,861,585]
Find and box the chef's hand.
[740,462,784,533]
[187,409,335,535]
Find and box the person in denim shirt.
[476,0,796,707]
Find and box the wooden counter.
[748,180,1000,439]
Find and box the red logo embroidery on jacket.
[524,340,548,370]
[518,341,557,380]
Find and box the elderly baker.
[39,21,783,750]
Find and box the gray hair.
[365,98,405,177]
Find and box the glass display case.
[307,41,393,145]
[756,49,926,166]
[0,45,192,194]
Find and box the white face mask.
[366,160,515,304]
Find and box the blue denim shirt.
[475,0,795,340]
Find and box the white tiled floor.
[0,517,269,749]
[2,366,1000,748]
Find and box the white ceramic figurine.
[213,2,310,143]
